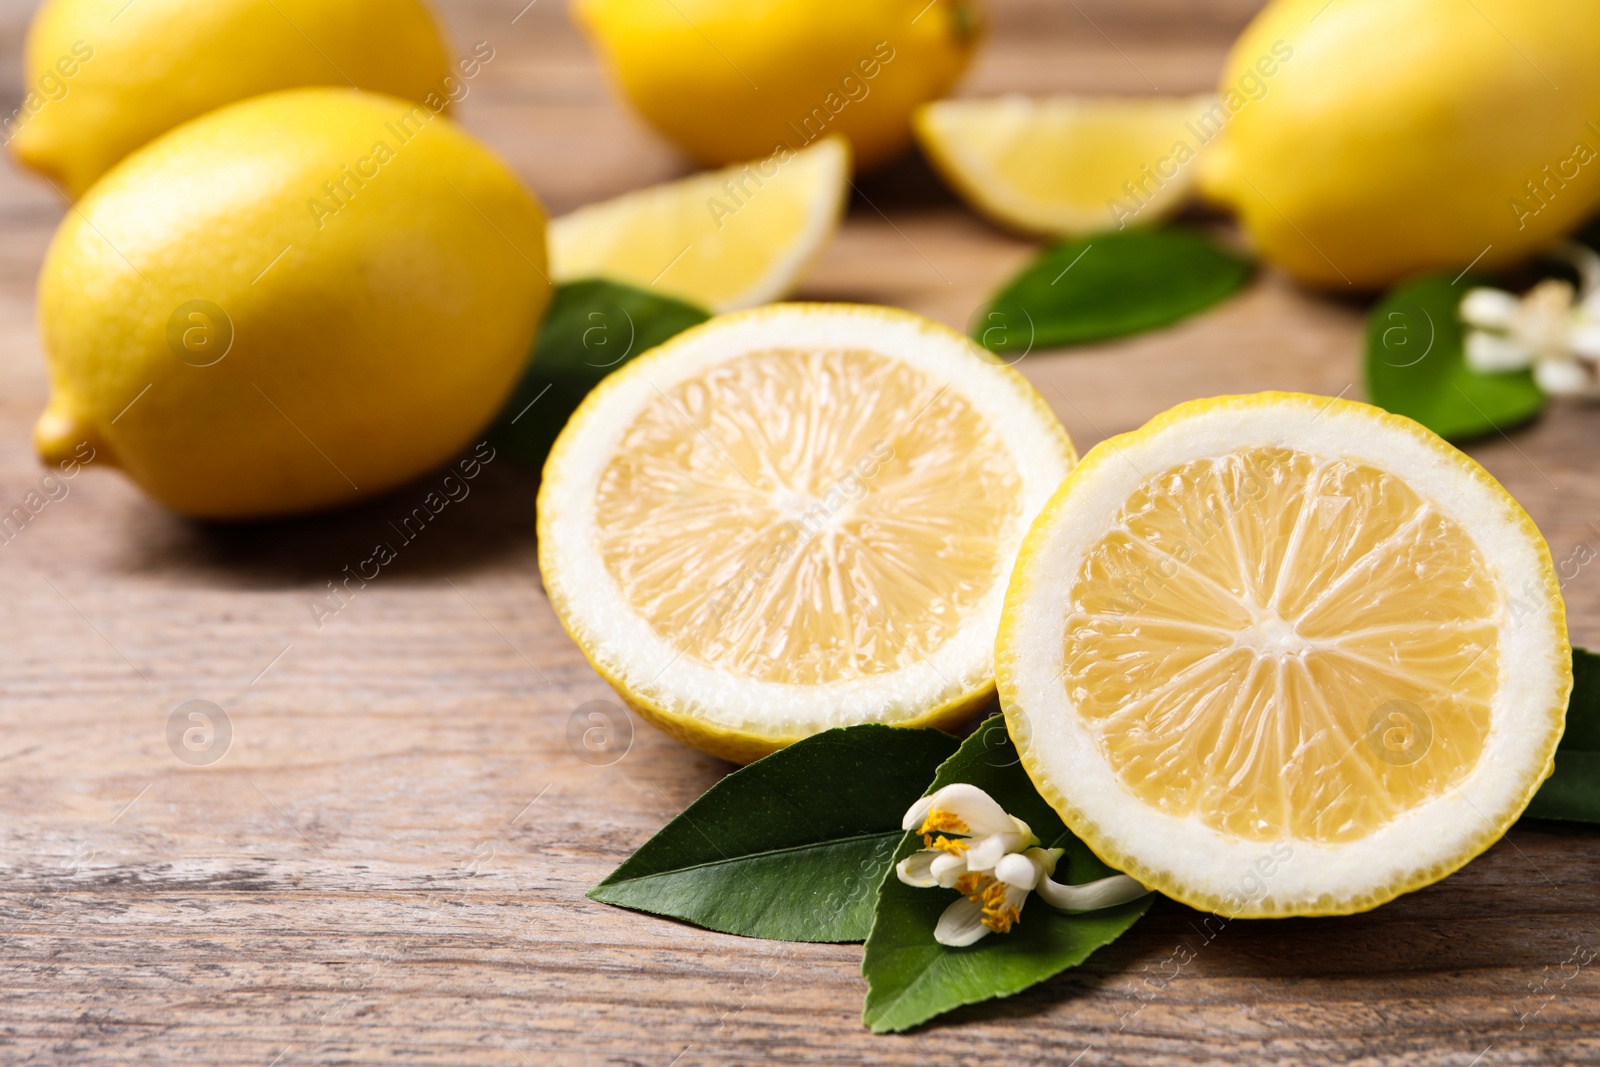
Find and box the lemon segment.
[550,138,849,313]
[539,303,1076,763]
[998,393,1570,916]
[915,95,1218,236]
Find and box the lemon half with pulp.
[998,393,1569,916]
[539,303,1075,762]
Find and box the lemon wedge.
[998,392,1570,916]
[538,303,1076,762]
[549,137,849,312]
[915,94,1218,237]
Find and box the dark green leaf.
[1525,647,1600,823]
[861,716,1151,1033]
[974,229,1253,354]
[490,279,709,467]
[1364,274,1545,442]
[589,723,958,942]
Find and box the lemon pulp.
[1063,446,1499,845]
[593,346,1024,686]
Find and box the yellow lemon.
[998,393,1570,916]
[35,88,551,520]
[9,0,454,199]
[538,303,1075,763]
[1198,0,1600,288]
[573,0,982,170]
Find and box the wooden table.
[3,1,1599,1063]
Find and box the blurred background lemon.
[573,0,983,170]
[10,0,452,198]
[1199,0,1600,288]
[35,88,550,519]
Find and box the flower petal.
[994,851,1043,890]
[917,783,1017,837]
[901,793,937,832]
[897,850,944,888]
[963,831,1026,872]
[1459,288,1519,329]
[1465,330,1534,373]
[934,896,991,947]
[1535,356,1596,396]
[1036,873,1151,913]
[930,851,967,888]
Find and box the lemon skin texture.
[35,88,551,520]
[573,0,982,170]
[10,0,453,199]
[1198,0,1600,289]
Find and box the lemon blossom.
[896,783,1149,947]
[1462,241,1600,397]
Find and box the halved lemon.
[915,94,1218,237]
[997,392,1570,916]
[549,137,849,313]
[538,303,1076,763]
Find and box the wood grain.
[2,1,1600,1064]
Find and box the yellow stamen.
[918,808,969,837]
[952,872,987,896]
[978,880,1021,933]
[923,833,969,855]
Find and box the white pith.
[1000,394,1568,915]
[541,304,1075,742]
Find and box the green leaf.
[490,278,709,467]
[589,723,958,942]
[1525,647,1600,823]
[861,716,1152,1033]
[1364,274,1545,442]
[974,229,1253,354]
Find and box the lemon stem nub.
[34,399,110,470]
[895,782,1149,946]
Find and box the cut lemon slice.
[915,94,1218,237]
[998,392,1570,916]
[548,137,849,313]
[539,303,1075,762]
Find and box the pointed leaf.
[1364,274,1544,442]
[861,716,1151,1033]
[590,724,958,942]
[1525,647,1600,823]
[974,228,1253,355]
[491,279,709,467]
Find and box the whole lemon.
[1198,0,1600,288]
[9,0,454,199]
[35,88,551,520]
[574,0,982,170]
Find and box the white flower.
[1461,240,1600,397]
[895,783,1150,947]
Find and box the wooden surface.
[3,1,1600,1064]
